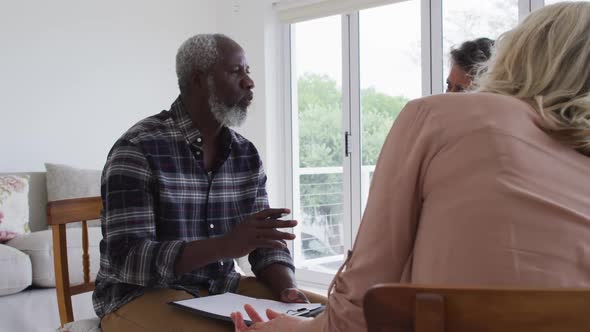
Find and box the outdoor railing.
[294,165,375,272]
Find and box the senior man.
[93,34,325,332]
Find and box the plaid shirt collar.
[171,97,202,146]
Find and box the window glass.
[359,0,422,213]
[292,16,344,274]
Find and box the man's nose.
[241,75,255,90]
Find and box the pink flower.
[0,230,17,242]
[0,176,25,192]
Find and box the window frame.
[282,0,539,289]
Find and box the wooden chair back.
[363,283,590,332]
[47,196,102,327]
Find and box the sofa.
[0,168,101,332]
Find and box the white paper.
[172,293,322,322]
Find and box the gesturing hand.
[224,208,297,258]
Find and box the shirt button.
[220,261,224,266]
[196,151,201,155]
[210,224,214,229]
[197,138,202,143]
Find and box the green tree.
[297,73,341,115]
[298,73,343,168]
[297,73,408,167]
[360,87,407,165]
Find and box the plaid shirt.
[92,97,294,318]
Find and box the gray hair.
[175,34,228,91]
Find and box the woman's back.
[320,92,590,332]
[412,92,590,286]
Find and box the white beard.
[207,76,247,127]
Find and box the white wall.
[0,0,219,172]
[0,0,286,206]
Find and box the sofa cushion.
[6,228,101,288]
[0,175,30,242]
[45,163,102,227]
[0,244,32,296]
[0,172,50,233]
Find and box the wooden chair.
[47,196,102,328]
[363,283,590,332]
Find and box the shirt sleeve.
[100,139,184,287]
[314,99,444,332]
[248,161,295,276]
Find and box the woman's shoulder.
[404,92,540,138]
[409,92,531,117]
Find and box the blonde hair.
[475,2,590,156]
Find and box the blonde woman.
[232,2,590,331]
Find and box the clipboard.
[169,293,325,325]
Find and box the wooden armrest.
[47,197,102,225]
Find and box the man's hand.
[174,209,296,276]
[280,288,310,303]
[223,208,297,258]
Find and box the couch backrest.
[0,172,48,232]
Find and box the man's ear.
[191,70,208,89]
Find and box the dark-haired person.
[446,37,494,92]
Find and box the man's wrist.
[213,236,233,260]
[259,263,298,298]
[175,237,234,275]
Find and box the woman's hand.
[231,304,310,332]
